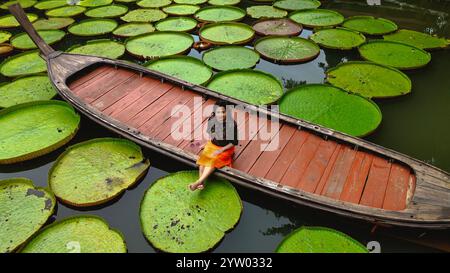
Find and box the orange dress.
[196,140,235,168]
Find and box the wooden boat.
[9,4,450,229]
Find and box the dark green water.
[0,0,449,252]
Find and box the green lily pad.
[33,17,75,30]
[326,61,412,98]
[246,5,288,19]
[68,19,118,36]
[279,84,382,137]
[309,27,366,50]
[273,0,321,11]
[126,31,193,59]
[121,8,168,23]
[116,0,137,2]
[0,30,11,43]
[155,16,197,32]
[162,4,200,16]
[34,0,67,10]
[0,50,46,77]
[289,9,344,28]
[137,0,172,8]
[21,216,127,253]
[0,0,36,10]
[0,178,56,253]
[342,16,397,35]
[383,29,450,50]
[11,30,65,50]
[45,6,86,17]
[175,0,207,4]
[252,18,302,36]
[140,171,242,253]
[0,44,13,55]
[202,46,259,70]
[67,39,125,59]
[207,69,283,104]
[0,14,38,28]
[254,36,320,63]
[85,4,129,18]
[0,101,80,164]
[113,22,155,37]
[0,75,57,108]
[208,0,240,5]
[49,138,150,206]
[199,22,255,45]
[358,40,431,70]
[276,226,368,253]
[77,0,113,7]
[195,6,245,22]
[145,56,212,85]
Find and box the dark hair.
[209,100,232,120]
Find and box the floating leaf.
[202,46,259,70]
[162,4,200,16]
[246,5,287,19]
[140,171,242,253]
[34,0,67,10]
[121,8,168,22]
[174,0,207,4]
[207,69,283,104]
[0,30,11,43]
[252,18,302,36]
[21,216,127,253]
[45,6,86,17]
[113,22,155,37]
[195,6,245,22]
[0,14,38,28]
[254,36,320,63]
[85,4,129,18]
[0,101,80,164]
[383,29,450,50]
[342,16,397,35]
[0,178,56,253]
[146,56,212,84]
[289,9,344,28]
[199,22,255,45]
[309,27,366,50]
[137,0,172,8]
[49,138,150,206]
[279,84,382,136]
[67,39,125,59]
[77,0,113,7]
[208,0,240,5]
[273,0,320,11]
[276,227,368,253]
[0,0,36,10]
[0,44,13,55]
[326,61,412,98]
[0,75,56,108]
[155,16,197,32]
[0,50,46,77]
[11,30,65,50]
[68,19,118,36]
[33,17,74,30]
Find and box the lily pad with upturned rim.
[246,5,288,19]
[34,0,67,10]
[155,17,197,32]
[326,61,412,98]
[137,0,172,8]
[77,0,113,7]
[276,226,368,253]
[68,19,118,36]
[342,16,397,35]
[0,43,13,55]
[45,6,86,17]
[33,17,75,30]
[113,22,155,37]
[309,27,366,50]
[0,0,36,10]
[0,50,47,77]
[199,22,255,45]
[194,6,245,22]
[252,18,302,36]
[0,14,38,28]
[254,36,320,63]
[21,215,127,253]
[120,8,168,23]
[49,138,150,207]
[278,84,382,137]
[85,4,129,18]
[174,0,207,4]
[273,0,321,11]
[289,9,344,28]
[206,69,283,105]
[202,46,260,70]
[67,39,125,59]
[358,40,431,70]
[383,29,450,50]
[0,101,80,164]
[162,4,200,16]
[11,30,65,50]
[0,30,11,43]
[140,171,242,253]
[208,0,240,5]
[0,178,56,253]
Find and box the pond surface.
[0,0,449,252]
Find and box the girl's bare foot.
[189,182,198,191]
[197,183,204,190]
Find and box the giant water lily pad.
[121,8,168,22]
[33,17,75,30]
[276,227,368,253]
[279,84,382,136]
[163,4,200,16]
[11,30,65,50]
[358,40,431,70]
[254,36,320,63]
[246,5,287,19]
[21,216,127,253]
[0,30,11,43]
[0,101,80,164]
[34,0,67,10]
[289,9,344,28]
[195,6,245,22]
[0,44,13,55]
[0,75,56,108]
[85,4,129,18]
[140,171,242,253]
[146,56,212,84]
[126,31,193,59]
[0,50,46,77]
[68,39,125,59]
[45,6,86,17]
[342,16,397,35]
[326,61,412,98]
[207,69,283,104]
[310,27,366,50]
[0,0,36,10]
[113,22,155,37]
[137,0,172,8]
[273,0,321,11]
[68,19,118,36]
[0,178,56,253]
[0,13,38,28]
[383,29,450,50]
[155,16,197,32]
[208,0,240,5]
[252,18,302,36]
[199,22,255,45]
[49,138,150,206]
[77,0,113,7]
[175,0,207,4]
[202,46,259,70]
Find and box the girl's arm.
[213,143,234,156]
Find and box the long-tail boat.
[8,4,450,229]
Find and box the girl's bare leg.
[199,165,204,177]
[189,165,206,191]
[195,166,215,190]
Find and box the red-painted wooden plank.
[382,163,411,210]
[359,157,392,208]
[339,152,374,204]
[314,145,343,195]
[69,65,112,90]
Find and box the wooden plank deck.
[68,65,416,211]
